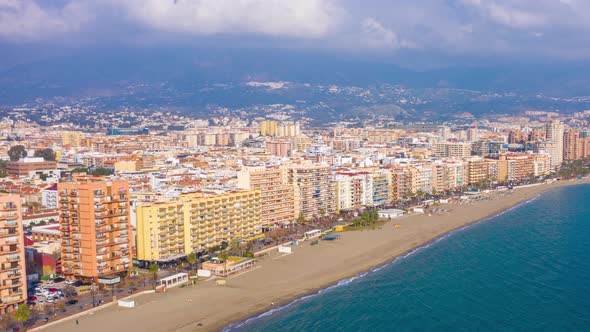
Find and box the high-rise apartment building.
[334,172,374,212]
[287,164,335,220]
[260,120,279,136]
[508,130,526,144]
[0,195,26,315]
[266,140,292,157]
[545,120,564,171]
[136,190,261,263]
[58,176,132,282]
[467,126,478,142]
[237,167,294,226]
[388,166,419,201]
[371,171,389,206]
[465,157,497,185]
[439,126,452,141]
[433,142,471,159]
[563,129,581,161]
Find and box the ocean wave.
[223,193,543,331]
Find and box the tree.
[296,213,306,224]
[8,145,27,161]
[62,285,77,298]
[148,263,159,285]
[228,238,244,256]
[129,266,139,277]
[186,252,197,270]
[89,167,114,176]
[71,167,89,174]
[34,148,56,161]
[0,160,7,178]
[218,253,229,279]
[14,304,30,328]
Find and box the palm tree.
[219,253,229,279]
[227,238,243,256]
[148,263,159,287]
[187,252,197,270]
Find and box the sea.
[226,184,590,331]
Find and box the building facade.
[287,165,335,220]
[237,167,294,226]
[0,195,27,315]
[58,176,132,282]
[136,190,262,263]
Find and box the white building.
[41,185,58,209]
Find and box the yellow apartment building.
[136,190,261,263]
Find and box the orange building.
[563,129,580,161]
[0,194,27,314]
[237,167,294,227]
[266,140,292,157]
[58,176,132,282]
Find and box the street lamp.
[91,283,96,307]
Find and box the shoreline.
[223,185,547,331]
[41,178,590,332]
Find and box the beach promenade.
[40,179,590,332]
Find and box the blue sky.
[1,0,590,66]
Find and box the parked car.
[28,296,37,301]
[65,280,75,285]
[53,277,65,283]
[65,299,78,306]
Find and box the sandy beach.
[38,179,590,332]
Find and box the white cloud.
[119,0,342,39]
[1,0,590,59]
[486,3,546,28]
[0,0,90,40]
[362,17,407,49]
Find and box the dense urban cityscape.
[0,105,589,329]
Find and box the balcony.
[1,220,17,228]
[0,230,18,238]
[1,205,17,212]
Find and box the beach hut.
[304,229,322,239]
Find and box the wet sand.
[39,179,590,332]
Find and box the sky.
[1,0,590,68]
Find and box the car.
[48,288,58,293]
[45,298,54,303]
[65,299,78,306]
[65,280,75,285]
[53,277,65,283]
[73,281,84,287]
[28,296,37,301]
[45,281,54,286]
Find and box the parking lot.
[26,276,144,326]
